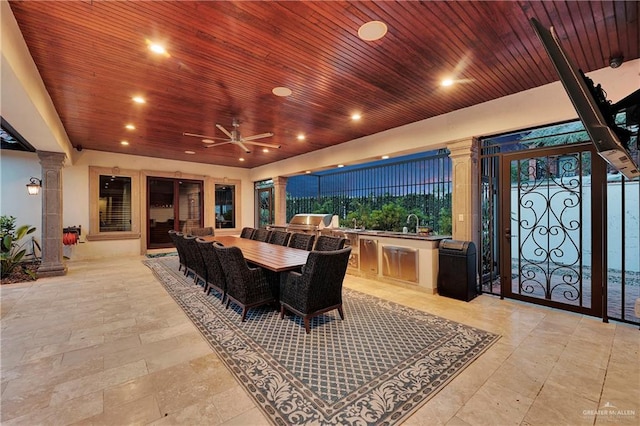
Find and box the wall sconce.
[26,177,42,195]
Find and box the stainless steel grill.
[269,214,336,235]
[288,213,334,234]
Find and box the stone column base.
[37,262,68,277]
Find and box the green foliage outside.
[287,193,452,235]
[1,215,37,279]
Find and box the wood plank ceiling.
[8,1,638,168]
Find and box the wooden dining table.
[201,235,310,272]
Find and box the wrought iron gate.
[499,145,603,316]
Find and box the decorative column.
[37,151,67,277]
[272,176,288,226]
[447,138,479,249]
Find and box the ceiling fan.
[183,118,279,153]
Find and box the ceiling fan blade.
[242,132,274,142]
[216,124,233,139]
[236,141,251,153]
[204,141,233,148]
[243,140,282,149]
[183,132,216,139]
[202,137,232,143]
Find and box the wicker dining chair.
[267,230,291,246]
[182,234,207,287]
[288,233,316,251]
[214,244,276,322]
[196,238,227,302]
[168,230,188,274]
[189,226,214,237]
[313,235,346,251]
[251,228,272,242]
[280,247,352,333]
[240,227,255,239]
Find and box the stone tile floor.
[1,255,638,425]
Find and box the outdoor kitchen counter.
[351,230,450,241]
[336,229,450,294]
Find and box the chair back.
[296,247,352,310]
[196,238,226,295]
[268,230,291,246]
[214,244,252,301]
[168,230,186,267]
[288,233,316,251]
[314,235,346,251]
[240,227,255,239]
[189,226,214,237]
[182,234,207,283]
[251,228,272,242]
[214,243,274,319]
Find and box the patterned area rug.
[144,257,499,425]
[145,251,178,258]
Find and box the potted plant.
[1,215,37,281]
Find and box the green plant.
[369,203,408,232]
[1,215,37,279]
[0,215,17,253]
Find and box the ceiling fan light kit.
[183,118,279,154]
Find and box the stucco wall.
[0,150,42,244]
[1,150,255,260]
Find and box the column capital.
[447,138,477,159]
[272,176,288,187]
[38,151,66,168]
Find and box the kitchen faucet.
[406,214,419,233]
[352,218,358,229]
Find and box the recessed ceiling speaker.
[609,55,623,69]
[76,144,83,151]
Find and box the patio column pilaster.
[273,176,288,226]
[447,138,479,250]
[37,151,67,277]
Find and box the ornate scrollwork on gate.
[513,154,585,305]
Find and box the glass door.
[257,187,274,228]
[148,177,203,248]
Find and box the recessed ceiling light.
[337,164,345,168]
[149,43,166,55]
[125,124,135,130]
[263,148,269,153]
[358,21,388,41]
[239,158,245,162]
[145,39,170,57]
[441,78,454,87]
[297,134,306,141]
[184,150,195,154]
[132,96,146,104]
[272,86,292,97]
[120,140,129,146]
[381,155,389,159]
[305,170,311,174]
[202,139,215,144]
[351,113,362,121]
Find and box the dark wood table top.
[201,235,309,272]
